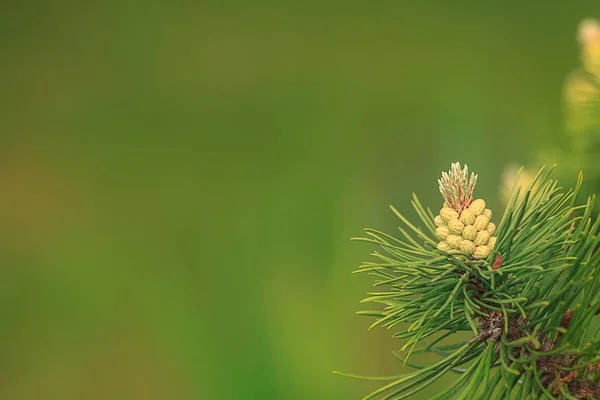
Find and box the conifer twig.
[338,163,600,399]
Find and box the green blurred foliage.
[0,1,598,399]
[560,18,600,207]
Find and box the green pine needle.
[338,165,600,399]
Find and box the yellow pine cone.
[460,209,476,225]
[440,207,459,222]
[474,215,490,231]
[446,234,461,249]
[435,197,496,260]
[437,241,451,251]
[436,226,450,239]
[448,219,465,234]
[462,225,477,241]
[470,199,486,216]
[473,245,491,259]
[474,230,490,246]
[459,240,475,255]
[434,215,445,227]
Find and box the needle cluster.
[337,165,600,399]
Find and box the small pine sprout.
[578,18,600,77]
[433,162,496,260]
[578,18,600,46]
[438,162,477,213]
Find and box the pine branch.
[337,163,600,399]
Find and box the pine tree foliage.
[336,164,600,399]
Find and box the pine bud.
[434,215,445,227]
[440,207,459,222]
[435,163,497,260]
[470,199,486,216]
[474,230,490,246]
[448,219,465,234]
[474,215,490,231]
[436,226,450,239]
[438,163,477,212]
[473,245,491,259]
[462,225,478,241]
[459,240,475,255]
[437,241,451,251]
[446,234,461,249]
[460,209,476,225]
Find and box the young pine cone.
[435,163,496,259]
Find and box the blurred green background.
[0,2,598,399]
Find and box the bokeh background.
[1,2,600,399]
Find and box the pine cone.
[435,199,496,259]
[436,163,496,259]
